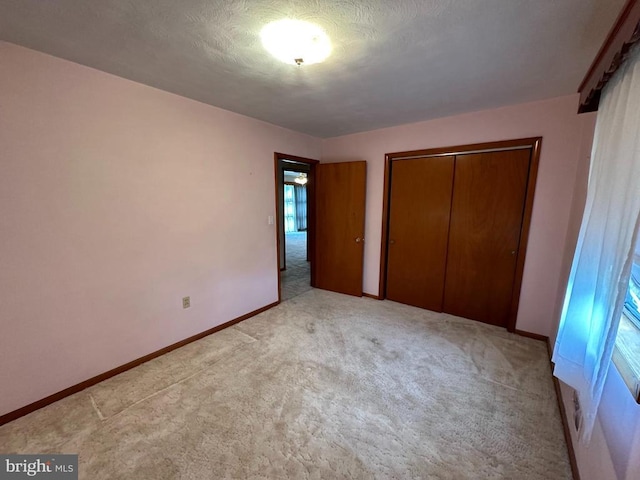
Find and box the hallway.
[281,231,311,301]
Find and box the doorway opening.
[274,153,318,302]
[282,168,310,299]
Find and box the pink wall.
[322,95,594,337]
[548,112,597,347]
[0,42,321,416]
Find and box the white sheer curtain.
[553,44,640,442]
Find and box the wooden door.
[442,150,530,327]
[386,157,455,310]
[315,161,366,296]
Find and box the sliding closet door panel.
[443,150,530,327]
[386,156,454,310]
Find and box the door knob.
[355,237,364,243]
[389,239,396,245]
[511,250,516,255]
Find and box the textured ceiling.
[0,0,625,137]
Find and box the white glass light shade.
[261,19,331,66]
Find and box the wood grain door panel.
[315,161,366,296]
[386,157,455,310]
[442,150,530,327]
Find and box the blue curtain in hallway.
[284,184,296,233]
[295,185,307,231]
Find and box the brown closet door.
[443,150,530,327]
[386,156,454,310]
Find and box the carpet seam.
[88,393,105,421]
[96,334,263,421]
[100,369,205,422]
[229,326,261,342]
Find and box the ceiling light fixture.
[261,19,331,66]
[294,173,308,185]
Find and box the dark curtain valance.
[578,0,640,113]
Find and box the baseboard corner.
[514,329,549,342]
[362,292,382,300]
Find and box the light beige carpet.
[0,289,571,479]
[281,231,311,301]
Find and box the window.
[623,262,640,329]
[613,240,640,402]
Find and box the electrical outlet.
[182,296,191,309]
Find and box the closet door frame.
[378,137,542,332]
